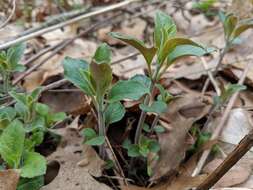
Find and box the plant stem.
[98,102,106,159]
[201,44,230,95]
[134,83,155,144]
[150,114,159,133]
[3,72,10,93]
[134,65,160,144]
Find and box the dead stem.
[192,61,251,177]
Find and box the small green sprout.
[0,88,66,187]
[110,11,211,152]
[0,43,26,95]
[63,43,149,157]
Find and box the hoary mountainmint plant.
[63,11,211,170]
[0,44,66,190]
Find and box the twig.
[192,62,251,177]
[17,6,90,37]
[13,11,123,85]
[196,129,253,190]
[13,39,71,85]
[150,114,159,133]
[201,47,228,95]
[0,0,16,30]
[200,57,221,96]
[111,52,140,65]
[0,0,141,50]
[23,43,63,66]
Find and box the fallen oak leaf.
[41,128,112,190]
[149,94,211,181]
[0,169,20,190]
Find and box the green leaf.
[0,120,25,168]
[220,84,246,103]
[20,152,47,178]
[140,101,167,114]
[35,103,49,116]
[154,125,165,133]
[223,14,238,39]
[17,176,44,190]
[0,107,16,129]
[192,0,216,12]
[154,11,176,48]
[109,80,149,102]
[156,84,174,103]
[139,145,149,157]
[127,144,141,157]
[109,32,157,65]
[122,139,131,149]
[82,128,105,146]
[85,136,105,146]
[90,61,112,98]
[82,128,97,139]
[62,57,95,96]
[7,43,26,71]
[93,43,112,64]
[105,102,125,126]
[149,140,160,153]
[48,112,67,123]
[143,123,151,133]
[232,21,253,39]
[131,75,151,90]
[167,45,211,65]
[158,38,204,64]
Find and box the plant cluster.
[0,44,66,190]
[63,11,211,175]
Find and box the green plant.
[0,43,26,95]
[0,88,66,189]
[63,11,212,176]
[203,12,253,92]
[63,43,149,157]
[110,11,211,150]
[0,44,66,189]
[192,0,217,16]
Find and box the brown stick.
[196,130,253,190]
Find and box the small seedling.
[213,83,246,106]
[110,11,211,160]
[63,43,149,157]
[192,0,217,16]
[211,12,253,75]
[0,43,26,95]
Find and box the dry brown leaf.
[40,91,91,115]
[97,18,146,45]
[220,108,253,148]
[150,94,211,181]
[23,40,97,91]
[203,158,252,188]
[122,175,206,190]
[41,128,112,190]
[0,169,20,190]
[112,53,146,78]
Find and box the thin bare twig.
[200,57,221,96]
[0,0,141,50]
[0,0,16,29]
[192,62,251,177]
